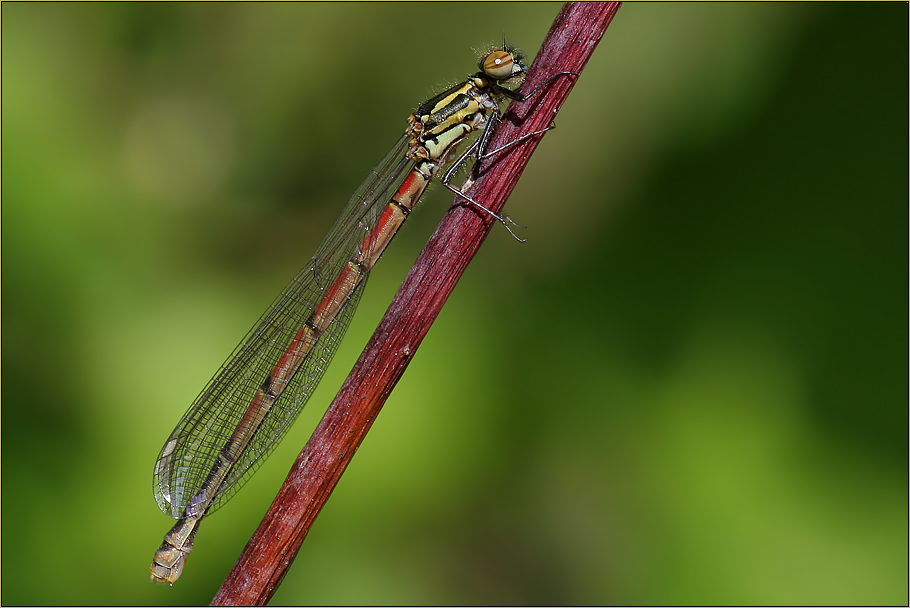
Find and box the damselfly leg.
[440,68,580,241]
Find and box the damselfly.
[150,43,574,585]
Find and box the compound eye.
[482,50,515,79]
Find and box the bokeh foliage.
[2,3,906,605]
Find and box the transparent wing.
[153,134,415,518]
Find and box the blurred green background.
[2,3,906,605]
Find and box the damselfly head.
[479,46,527,82]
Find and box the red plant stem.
[211,3,621,605]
